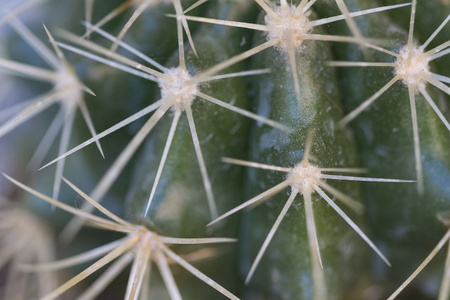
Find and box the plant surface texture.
[0,0,449,299]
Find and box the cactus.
[0,0,449,299]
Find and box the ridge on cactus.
[329,0,450,194]
[208,132,414,299]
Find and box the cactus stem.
[334,1,450,194]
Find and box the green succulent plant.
[0,0,449,299]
